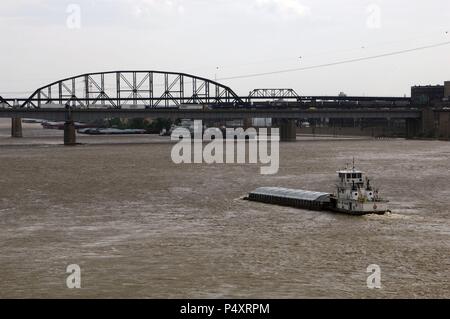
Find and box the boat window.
[347,174,351,179]
[352,173,357,178]
[357,173,362,178]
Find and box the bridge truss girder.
[0,95,10,107]
[248,89,300,100]
[21,71,243,109]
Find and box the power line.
[217,41,450,81]
[185,28,449,75]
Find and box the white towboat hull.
[331,198,389,215]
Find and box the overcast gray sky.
[1,0,449,97]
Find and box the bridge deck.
[0,107,422,122]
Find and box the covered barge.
[247,187,331,211]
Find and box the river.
[0,119,448,298]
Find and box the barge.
[246,166,389,215]
[248,187,330,211]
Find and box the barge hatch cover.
[248,187,331,210]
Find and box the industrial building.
[411,84,444,104]
[411,82,448,105]
[445,81,450,99]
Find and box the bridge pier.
[279,119,297,142]
[11,117,23,138]
[243,118,253,130]
[64,121,77,146]
[406,119,421,139]
[421,108,437,138]
[437,111,450,139]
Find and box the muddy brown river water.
[0,119,449,298]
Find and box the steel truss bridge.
[0,69,422,126]
[249,89,300,100]
[2,71,243,109]
[0,70,426,143]
[0,70,415,109]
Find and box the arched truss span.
[22,71,243,109]
[249,89,300,100]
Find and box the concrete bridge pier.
[437,111,450,139]
[279,119,297,142]
[421,108,436,138]
[406,119,421,139]
[64,120,77,146]
[11,118,23,138]
[243,118,253,130]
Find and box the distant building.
[411,84,445,105]
[445,81,450,99]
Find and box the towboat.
[330,167,389,215]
